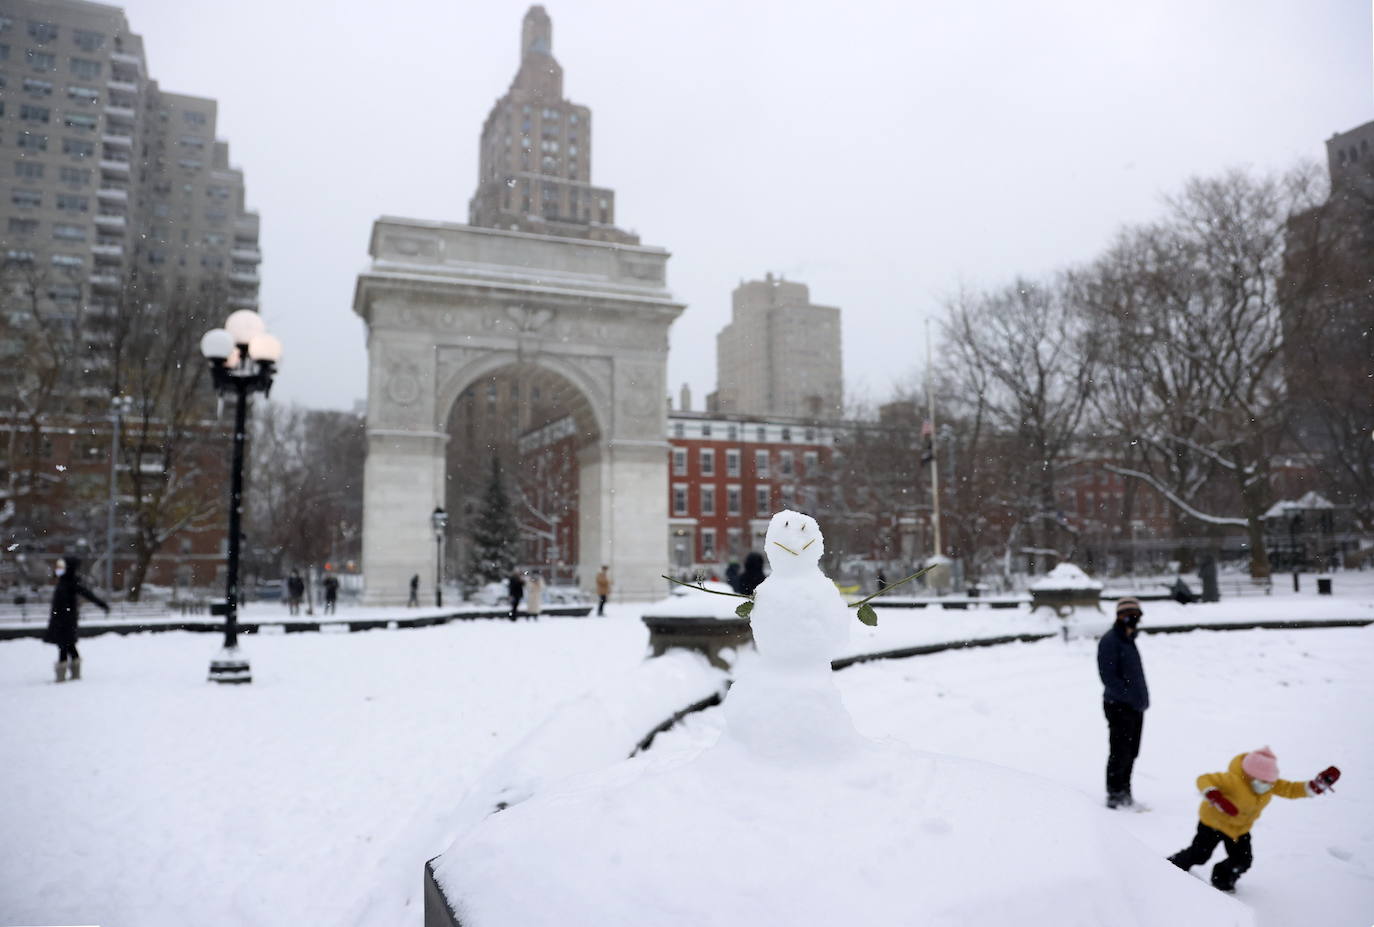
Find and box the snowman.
[748,510,851,666]
[720,511,863,762]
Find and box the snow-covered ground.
[2,591,1371,925]
[656,627,1374,926]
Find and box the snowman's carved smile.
[773,540,799,556]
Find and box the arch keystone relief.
[354,220,684,604]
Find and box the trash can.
[1317,576,1332,595]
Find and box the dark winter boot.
[1106,792,1132,809]
[70,658,81,680]
[54,660,69,683]
[1167,853,1189,870]
[1210,865,1239,894]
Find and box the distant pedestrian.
[286,571,305,616]
[724,561,742,594]
[408,573,420,608]
[527,573,543,619]
[595,565,611,616]
[322,574,339,615]
[1168,747,1341,893]
[508,571,525,621]
[877,570,889,595]
[1098,597,1148,809]
[737,552,766,596]
[44,556,109,683]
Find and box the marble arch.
[353,218,684,604]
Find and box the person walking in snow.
[527,572,543,619]
[1098,596,1148,809]
[407,573,420,608]
[595,565,611,616]
[44,556,109,683]
[286,570,305,616]
[1168,746,1340,893]
[507,571,525,621]
[322,574,339,615]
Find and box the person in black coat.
[737,552,766,596]
[44,555,108,683]
[507,572,525,621]
[1097,597,1149,809]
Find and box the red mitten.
[1308,766,1340,795]
[1204,787,1238,816]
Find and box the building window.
[700,486,716,517]
[19,103,50,122]
[17,132,48,151]
[59,165,89,185]
[67,85,98,103]
[805,428,816,442]
[26,49,56,70]
[701,423,712,438]
[780,451,794,476]
[672,422,684,438]
[701,528,717,562]
[27,21,58,42]
[56,193,88,212]
[727,527,742,558]
[727,486,741,516]
[22,77,52,94]
[70,57,101,79]
[184,111,207,125]
[726,424,738,440]
[73,29,104,52]
[672,448,687,476]
[7,217,38,235]
[52,223,84,240]
[781,485,795,510]
[14,160,44,178]
[62,137,93,158]
[725,449,740,477]
[781,427,792,442]
[755,449,770,477]
[803,451,819,474]
[11,189,41,208]
[700,449,715,476]
[51,253,83,268]
[672,484,688,517]
[63,112,97,130]
[756,426,766,442]
[755,486,770,516]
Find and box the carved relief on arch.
[369,340,435,429]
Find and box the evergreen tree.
[467,455,520,582]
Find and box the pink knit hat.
[1242,746,1280,782]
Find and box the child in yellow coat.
[1168,746,1340,893]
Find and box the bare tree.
[1080,168,1326,578]
[110,275,227,598]
[941,277,1099,573]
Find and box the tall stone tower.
[468,6,638,244]
[713,274,844,420]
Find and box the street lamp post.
[199,309,282,685]
[432,506,448,607]
[105,394,133,596]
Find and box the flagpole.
[926,318,942,558]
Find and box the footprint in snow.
[1326,846,1353,863]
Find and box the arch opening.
[443,362,601,591]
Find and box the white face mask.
[1251,779,1273,794]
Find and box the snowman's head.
[764,510,824,573]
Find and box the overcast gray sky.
[121,0,1370,412]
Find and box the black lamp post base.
[208,646,252,684]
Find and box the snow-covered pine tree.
[466,455,520,583]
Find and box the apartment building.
[0,0,259,325]
[711,273,844,421]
